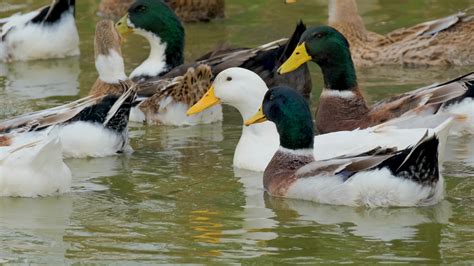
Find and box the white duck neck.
[130,30,168,79]
[96,49,127,83]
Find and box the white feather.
[145,96,223,126]
[59,121,130,158]
[287,168,444,207]
[0,129,72,197]
[95,49,128,83]
[129,27,168,79]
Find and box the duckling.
[245,86,447,207]
[0,0,79,62]
[187,67,454,172]
[116,0,312,97]
[279,25,474,135]
[0,127,71,197]
[98,0,224,22]
[328,0,474,66]
[0,83,137,158]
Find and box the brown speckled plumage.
[329,0,474,66]
[137,64,213,123]
[98,0,224,22]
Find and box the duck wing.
[0,96,104,134]
[136,65,212,116]
[298,132,440,186]
[370,72,474,118]
[156,22,312,98]
[385,9,474,43]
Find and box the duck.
[278,25,474,135]
[90,19,133,97]
[0,127,71,197]
[0,83,136,158]
[244,86,446,207]
[0,0,79,62]
[90,19,220,125]
[327,0,474,66]
[187,67,454,172]
[98,0,224,22]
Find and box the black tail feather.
[376,133,440,186]
[68,93,133,133]
[31,0,75,24]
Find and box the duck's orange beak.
[244,107,267,126]
[278,42,312,74]
[187,86,221,116]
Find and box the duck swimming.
[327,0,474,66]
[188,67,454,172]
[0,0,79,62]
[0,83,136,158]
[245,86,446,207]
[0,127,71,197]
[279,25,474,135]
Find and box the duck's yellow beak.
[187,86,221,116]
[278,42,312,74]
[244,107,267,126]
[285,0,297,3]
[116,14,134,37]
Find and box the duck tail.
[271,21,312,98]
[377,132,440,186]
[31,0,76,24]
[278,20,307,63]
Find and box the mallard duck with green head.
[244,86,446,207]
[279,25,474,135]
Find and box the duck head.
[279,26,357,90]
[245,87,314,150]
[187,68,269,120]
[116,0,185,77]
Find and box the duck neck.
[130,30,184,80]
[96,49,127,84]
[319,48,358,92]
[328,0,366,33]
[276,114,314,151]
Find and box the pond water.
[1,0,474,264]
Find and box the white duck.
[187,68,453,172]
[0,0,79,62]
[0,127,71,197]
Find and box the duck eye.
[226,77,232,81]
[314,32,326,39]
[134,5,147,12]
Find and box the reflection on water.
[0,197,73,264]
[1,0,474,264]
[0,58,80,100]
